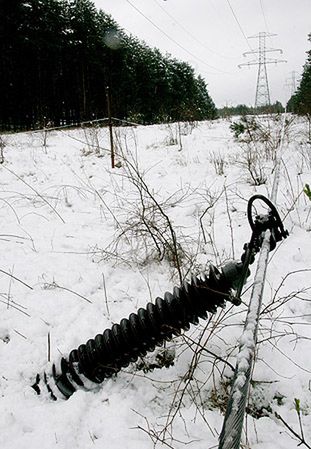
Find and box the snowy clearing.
[0,115,310,449]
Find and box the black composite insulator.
[34,264,236,399]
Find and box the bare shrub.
[113,125,138,162]
[297,143,311,171]
[99,154,195,283]
[230,114,291,162]
[134,307,241,447]
[164,123,179,146]
[163,121,197,151]
[37,120,54,151]
[229,114,296,186]
[0,135,6,164]
[179,120,198,136]
[164,122,183,150]
[233,145,268,185]
[81,123,105,156]
[209,150,226,175]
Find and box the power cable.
[259,0,274,49]
[218,115,288,449]
[124,0,231,74]
[260,0,270,33]
[226,0,253,51]
[151,0,238,60]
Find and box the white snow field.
[0,115,310,449]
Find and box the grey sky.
[93,0,310,107]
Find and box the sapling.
[274,398,311,449]
[303,183,311,201]
[0,136,5,163]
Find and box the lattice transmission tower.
[285,70,299,96]
[239,32,286,108]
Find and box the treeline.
[0,0,217,131]
[287,33,311,116]
[218,101,284,118]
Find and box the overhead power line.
[259,0,274,48]
[124,0,230,73]
[259,0,270,33]
[226,0,253,51]
[151,0,238,60]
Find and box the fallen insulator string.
[32,191,288,401]
[218,114,288,449]
[32,264,244,399]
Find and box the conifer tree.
[287,33,311,116]
[0,0,217,130]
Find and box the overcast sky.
[93,0,310,108]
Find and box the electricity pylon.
[285,70,298,96]
[239,32,286,108]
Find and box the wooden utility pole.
[106,86,115,168]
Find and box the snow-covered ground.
[0,116,310,449]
